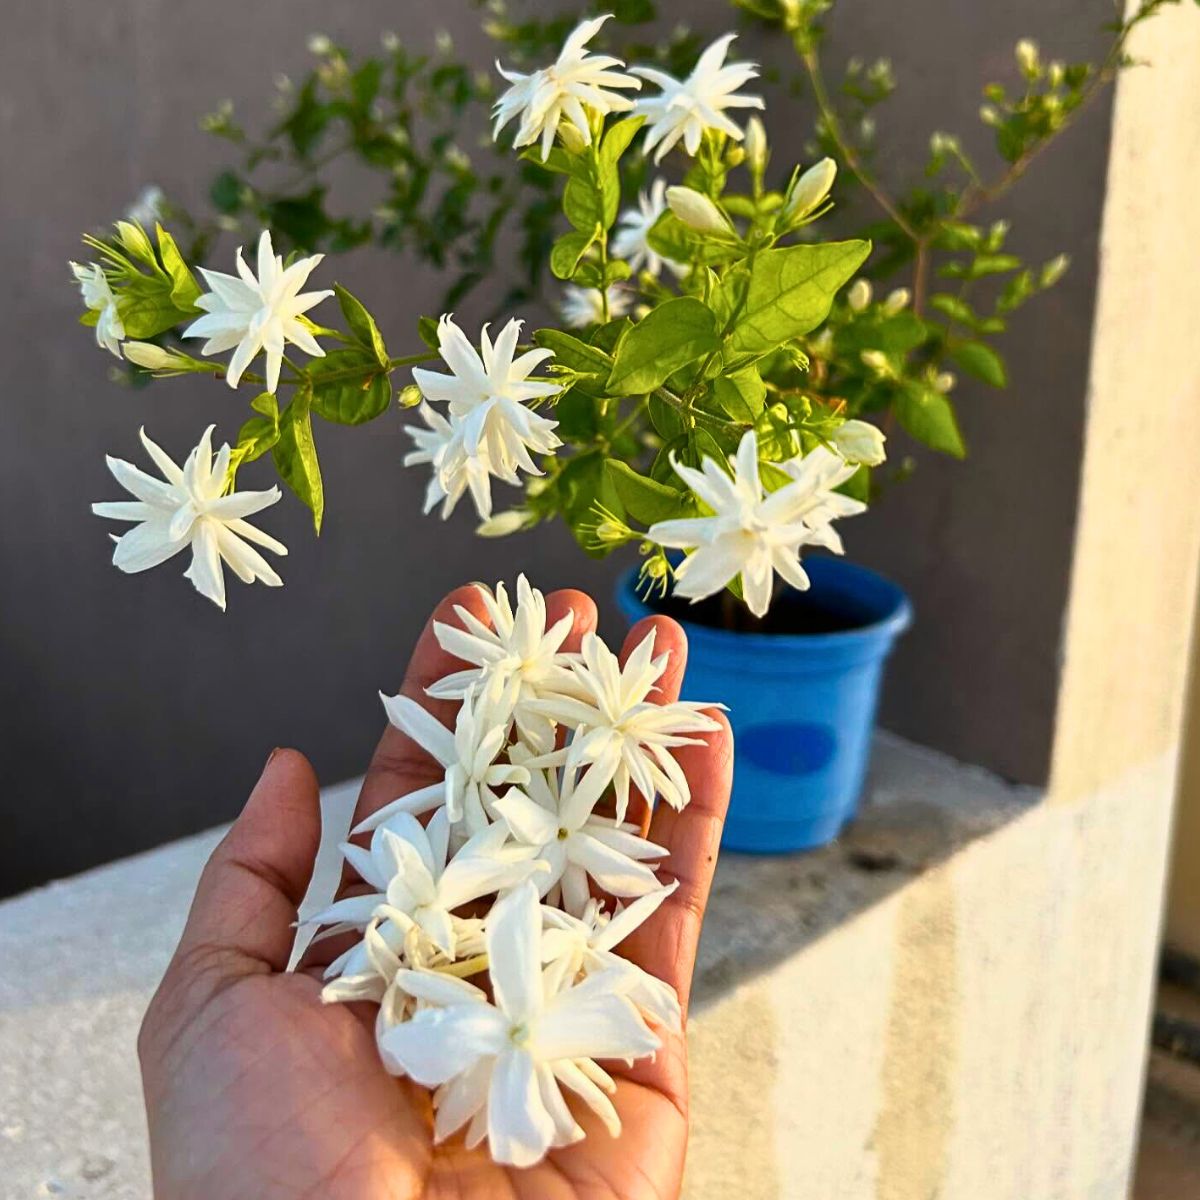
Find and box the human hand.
[139,584,733,1199]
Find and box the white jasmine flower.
[92,425,286,611]
[377,881,660,1167]
[493,757,667,915]
[665,186,733,237]
[426,576,578,753]
[311,810,539,957]
[832,419,887,467]
[492,14,641,160]
[647,429,864,617]
[70,262,125,357]
[404,402,497,520]
[632,33,764,163]
[360,676,530,835]
[183,230,333,392]
[559,284,631,328]
[526,629,722,821]
[541,884,681,1030]
[611,179,683,277]
[411,316,563,515]
[782,157,837,225]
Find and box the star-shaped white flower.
[92,425,286,610]
[404,402,497,520]
[183,230,333,392]
[311,810,540,958]
[70,261,125,357]
[647,430,865,617]
[611,178,684,278]
[526,629,722,821]
[632,33,765,163]
[493,754,667,916]
[409,315,563,519]
[541,884,681,1031]
[377,881,660,1167]
[492,14,641,161]
[558,284,631,329]
[360,676,530,835]
[426,576,577,753]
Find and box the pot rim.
[617,557,913,654]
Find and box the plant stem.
[800,48,917,240]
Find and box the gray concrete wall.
[0,0,1114,894]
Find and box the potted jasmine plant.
[72,3,1176,853]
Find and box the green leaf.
[606,297,720,396]
[711,367,766,422]
[646,212,738,268]
[417,315,440,350]
[334,283,388,367]
[723,240,872,356]
[230,393,281,470]
[555,390,600,441]
[949,340,1007,387]
[689,425,728,468]
[155,225,201,310]
[563,172,604,236]
[895,383,966,458]
[606,460,687,526]
[550,229,598,281]
[309,349,392,425]
[599,116,645,171]
[209,170,242,214]
[648,394,686,440]
[555,452,622,557]
[273,390,325,531]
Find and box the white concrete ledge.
[0,737,1033,1198]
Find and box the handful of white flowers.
[306,575,721,1167]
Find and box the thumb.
[172,748,322,975]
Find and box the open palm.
[139,585,732,1200]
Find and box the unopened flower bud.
[1015,39,1040,76]
[307,33,333,56]
[847,279,873,312]
[860,349,891,376]
[398,384,423,408]
[744,116,768,174]
[980,104,1000,126]
[477,510,532,538]
[123,342,191,371]
[783,157,837,223]
[1048,60,1065,87]
[882,288,910,315]
[381,31,400,52]
[810,328,834,357]
[833,419,887,466]
[666,186,733,237]
[557,122,588,154]
[1040,253,1069,287]
[933,371,956,393]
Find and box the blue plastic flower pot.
[617,558,912,853]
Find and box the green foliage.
[82,223,202,340]
[606,298,719,396]
[70,0,1191,590]
[722,241,871,356]
[273,388,325,532]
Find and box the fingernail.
[263,747,282,771]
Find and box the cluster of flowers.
[81,15,881,616]
[305,576,722,1166]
